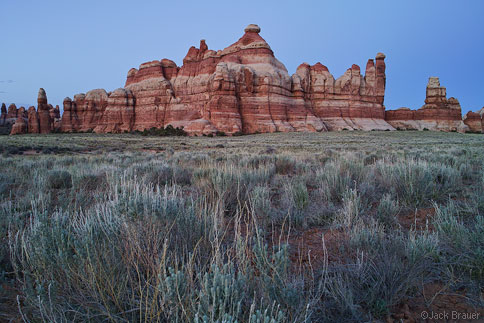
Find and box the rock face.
[385,77,469,132]
[27,106,40,134]
[10,116,28,135]
[93,88,135,133]
[58,24,393,134]
[60,89,109,132]
[37,88,53,134]
[292,54,391,131]
[6,104,18,125]
[60,97,77,132]
[463,111,483,133]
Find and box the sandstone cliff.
[59,24,393,134]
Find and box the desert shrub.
[434,202,484,286]
[279,180,310,228]
[376,193,400,228]
[76,172,107,191]
[248,185,274,223]
[375,159,460,207]
[0,173,15,198]
[334,188,362,228]
[194,164,275,217]
[364,153,379,165]
[316,223,437,321]
[143,164,174,186]
[10,186,312,322]
[316,158,368,204]
[140,125,187,136]
[275,155,296,175]
[45,170,72,190]
[263,146,277,154]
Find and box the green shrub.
[139,125,187,136]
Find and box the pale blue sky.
[1,0,483,113]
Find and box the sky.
[1,0,483,114]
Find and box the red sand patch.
[398,207,435,231]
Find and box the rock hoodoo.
[385,77,469,133]
[8,88,63,135]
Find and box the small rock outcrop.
[6,104,18,125]
[385,77,469,132]
[10,116,28,135]
[463,111,483,133]
[0,103,7,126]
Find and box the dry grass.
[0,131,483,322]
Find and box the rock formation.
[463,111,483,133]
[481,108,484,132]
[37,88,53,134]
[0,103,7,126]
[385,77,469,132]
[7,89,56,135]
[10,116,27,135]
[58,24,393,135]
[27,106,40,134]
[93,88,135,133]
[7,25,482,136]
[60,97,78,132]
[6,104,18,125]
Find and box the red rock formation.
[292,53,391,131]
[463,111,483,133]
[27,106,40,133]
[8,25,402,135]
[10,116,27,135]
[72,89,108,132]
[6,104,18,124]
[37,88,52,134]
[0,103,7,126]
[385,77,468,132]
[18,107,27,118]
[481,107,484,132]
[94,88,135,133]
[49,105,61,131]
[60,97,78,132]
[115,24,390,134]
